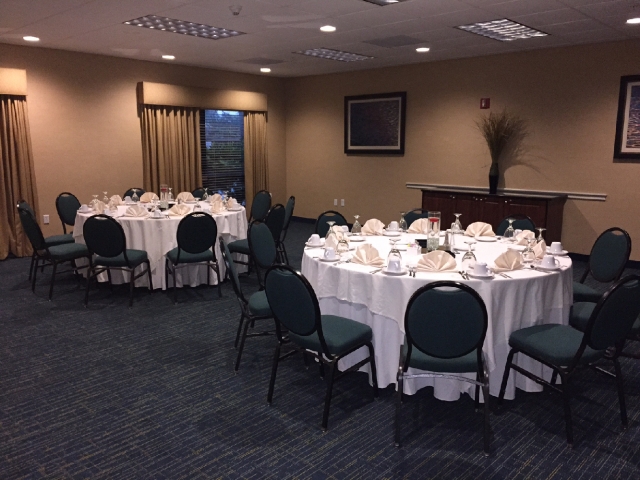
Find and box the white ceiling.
[1,0,639,77]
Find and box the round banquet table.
[300,233,573,401]
[73,202,248,290]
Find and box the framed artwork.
[344,92,406,155]
[613,75,640,161]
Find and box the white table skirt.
[301,233,573,400]
[73,203,248,290]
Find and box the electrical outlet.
[340,199,345,207]
[334,199,337,206]
[43,214,50,224]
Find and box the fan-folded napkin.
[465,222,495,237]
[407,218,430,234]
[109,195,124,206]
[209,193,222,203]
[325,228,348,249]
[493,250,523,272]
[227,197,238,208]
[514,230,535,245]
[210,200,225,214]
[533,240,547,259]
[140,192,158,203]
[92,201,106,214]
[176,192,195,202]
[351,244,385,267]
[124,205,149,217]
[167,204,191,216]
[361,219,385,235]
[416,250,457,272]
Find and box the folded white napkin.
[93,200,106,214]
[176,192,195,202]
[124,205,149,217]
[416,250,457,272]
[493,249,523,272]
[465,222,495,237]
[351,244,385,267]
[325,229,348,250]
[514,230,535,245]
[140,192,159,203]
[361,219,385,235]
[209,193,222,203]
[167,204,191,216]
[533,240,547,260]
[210,200,225,214]
[109,195,124,206]
[227,197,238,208]
[407,218,430,234]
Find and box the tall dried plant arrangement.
[476,109,527,177]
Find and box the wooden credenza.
[421,188,567,242]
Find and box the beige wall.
[0,43,287,238]
[285,40,640,260]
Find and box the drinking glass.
[503,218,516,242]
[336,238,350,256]
[522,238,537,264]
[399,212,408,232]
[461,244,476,271]
[427,212,441,252]
[325,220,337,245]
[103,191,109,204]
[351,215,362,235]
[428,211,441,234]
[452,213,462,234]
[131,189,140,203]
[91,194,98,207]
[536,227,546,243]
[202,187,209,201]
[387,239,403,270]
[168,187,173,202]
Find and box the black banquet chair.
[226,190,272,269]
[55,192,81,235]
[277,196,295,264]
[403,208,429,229]
[315,210,347,237]
[498,275,640,447]
[395,281,491,456]
[17,202,90,299]
[83,214,153,307]
[265,264,378,430]
[165,212,222,304]
[248,221,278,290]
[265,204,286,246]
[495,214,536,236]
[191,187,206,199]
[123,188,146,199]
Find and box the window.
[200,110,245,204]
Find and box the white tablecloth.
[73,203,247,290]
[301,233,573,401]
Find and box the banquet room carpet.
[1,219,640,479]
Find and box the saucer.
[466,268,494,279]
[349,236,365,242]
[547,248,568,256]
[382,268,407,276]
[475,236,497,242]
[319,257,340,263]
[535,264,560,271]
[383,230,402,237]
[507,245,527,251]
[149,216,167,220]
[227,207,244,211]
[305,241,325,248]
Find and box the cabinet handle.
[505,200,508,203]
[452,195,455,199]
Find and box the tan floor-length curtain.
[140,105,201,194]
[244,112,269,211]
[0,95,39,260]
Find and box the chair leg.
[550,370,558,387]
[164,259,169,290]
[29,252,36,280]
[559,373,573,447]
[613,357,628,428]
[172,264,178,305]
[395,371,404,447]
[267,343,281,404]
[48,261,58,300]
[213,263,222,297]
[475,377,480,412]
[146,260,153,292]
[498,349,516,406]
[234,317,252,372]
[31,257,39,292]
[367,342,378,397]
[482,381,491,457]
[84,261,94,307]
[107,268,113,293]
[128,267,135,308]
[234,313,246,349]
[321,362,337,431]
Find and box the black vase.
[489,172,499,194]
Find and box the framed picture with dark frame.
[344,92,406,155]
[613,75,640,161]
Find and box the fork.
[459,270,469,280]
[499,272,512,279]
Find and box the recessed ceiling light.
[416,47,430,53]
[23,36,40,42]
[162,55,175,60]
[320,25,336,33]
[457,19,548,42]
[627,18,640,25]
[295,48,373,62]
[124,15,244,40]
[260,68,271,73]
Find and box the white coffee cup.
[79,204,90,213]
[550,242,563,254]
[388,221,399,231]
[154,209,163,218]
[323,247,336,260]
[309,234,321,246]
[124,196,132,204]
[387,259,402,272]
[541,255,559,269]
[473,262,489,276]
[341,225,349,233]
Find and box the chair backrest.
[176,212,217,255]
[248,221,277,269]
[587,228,631,283]
[17,202,46,251]
[582,275,640,352]
[123,188,146,199]
[56,192,81,232]
[83,215,127,259]
[265,204,286,243]
[404,208,429,228]
[219,238,246,304]
[265,265,327,350]
[496,214,536,236]
[281,196,296,240]
[404,281,488,362]
[315,210,347,237]
[251,190,272,222]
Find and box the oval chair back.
[496,214,536,236]
[176,212,217,261]
[17,202,46,251]
[55,192,81,233]
[251,190,272,222]
[123,188,146,199]
[83,215,128,262]
[404,281,488,364]
[248,221,277,270]
[315,210,347,237]
[582,275,640,354]
[265,204,286,243]
[281,196,296,240]
[191,187,206,199]
[587,228,631,283]
[404,208,429,228]
[219,238,246,304]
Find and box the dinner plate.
[319,257,340,263]
[383,230,402,237]
[534,264,560,271]
[184,200,198,204]
[475,236,497,242]
[507,245,527,251]
[382,268,408,276]
[466,269,495,279]
[349,235,365,242]
[305,241,325,248]
[547,249,569,256]
[227,207,244,211]
[148,216,167,220]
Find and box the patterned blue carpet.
[1,220,639,479]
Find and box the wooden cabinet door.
[422,191,456,224]
[452,193,483,228]
[504,198,547,230]
[480,195,506,229]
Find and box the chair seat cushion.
[569,302,597,332]
[166,247,213,265]
[289,315,372,356]
[573,281,602,303]
[248,291,272,317]
[45,233,74,247]
[48,242,90,261]
[95,249,148,268]
[227,239,250,255]
[509,324,603,367]
[403,343,479,373]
